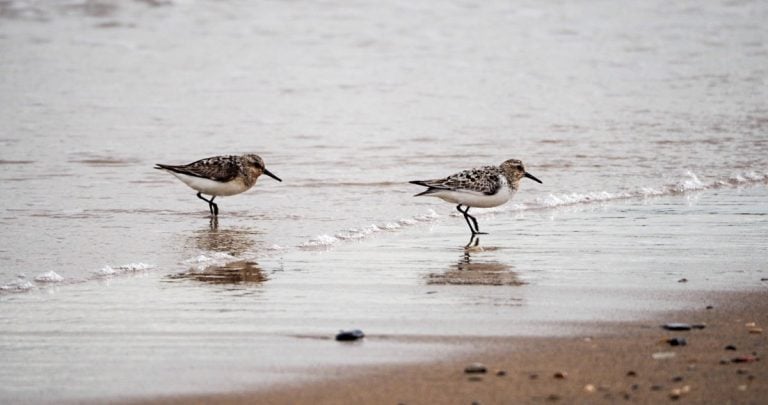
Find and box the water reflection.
[426,249,524,286]
[169,260,268,285]
[187,218,259,255]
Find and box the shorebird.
[410,159,542,236]
[155,154,281,216]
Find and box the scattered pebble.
[720,359,730,365]
[529,373,539,380]
[584,384,596,393]
[626,370,637,377]
[335,329,365,341]
[745,322,756,327]
[687,364,697,371]
[678,278,688,283]
[652,351,677,360]
[725,345,737,351]
[666,337,687,346]
[495,370,507,377]
[468,376,483,382]
[553,371,567,379]
[737,368,749,375]
[471,401,481,405]
[761,278,768,282]
[692,323,707,330]
[737,384,747,391]
[663,323,692,331]
[748,327,763,334]
[706,305,714,310]
[651,385,664,391]
[671,376,684,382]
[631,384,640,391]
[546,394,561,402]
[732,355,758,363]
[464,363,487,374]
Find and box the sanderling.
[410,159,542,236]
[155,154,281,216]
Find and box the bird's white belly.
[169,172,249,196]
[431,188,514,208]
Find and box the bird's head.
[244,154,282,182]
[500,159,542,186]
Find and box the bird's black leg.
[465,233,480,249]
[456,205,476,234]
[210,196,218,216]
[197,192,219,216]
[465,208,487,235]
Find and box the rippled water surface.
[1,0,767,402]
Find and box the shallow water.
[1,0,767,402]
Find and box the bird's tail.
[409,180,441,197]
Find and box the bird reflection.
[187,218,258,256]
[169,260,268,285]
[426,248,524,286]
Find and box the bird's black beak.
[524,172,542,184]
[263,168,282,182]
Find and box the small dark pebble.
[529,373,539,380]
[720,359,730,365]
[464,363,487,374]
[546,394,561,402]
[471,401,481,405]
[737,368,749,375]
[662,323,692,331]
[761,278,768,281]
[725,345,737,351]
[667,337,687,346]
[553,371,567,379]
[335,329,365,341]
[467,376,483,382]
[623,392,631,400]
[678,278,688,283]
[706,305,714,310]
[748,375,755,381]
[496,370,507,377]
[732,355,758,363]
[671,376,684,382]
[651,385,663,391]
[692,323,706,330]
[627,370,637,377]
[631,384,640,391]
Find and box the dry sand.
[139,290,767,404]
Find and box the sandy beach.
[141,290,767,405]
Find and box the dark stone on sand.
[631,384,640,390]
[662,323,692,331]
[546,394,561,401]
[468,376,483,382]
[671,376,684,382]
[678,278,688,283]
[706,305,714,310]
[626,370,637,377]
[737,368,749,375]
[335,329,365,341]
[651,385,663,391]
[553,371,567,379]
[529,373,539,380]
[666,337,687,346]
[496,370,507,376]
[732,355,758,363]
[761,278,768,281]
[725,345,737,351]
[692,323,706,330]
[720,359,730,365]
[471,401,481,405]
[464,363,487,374]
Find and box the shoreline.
[134,289,767,404]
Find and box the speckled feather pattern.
[416,166,510,195]
[156,155,262,186]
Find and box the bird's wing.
[156,156,240,182]
[412,166,502,195]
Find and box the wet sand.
[139,290,767,404]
